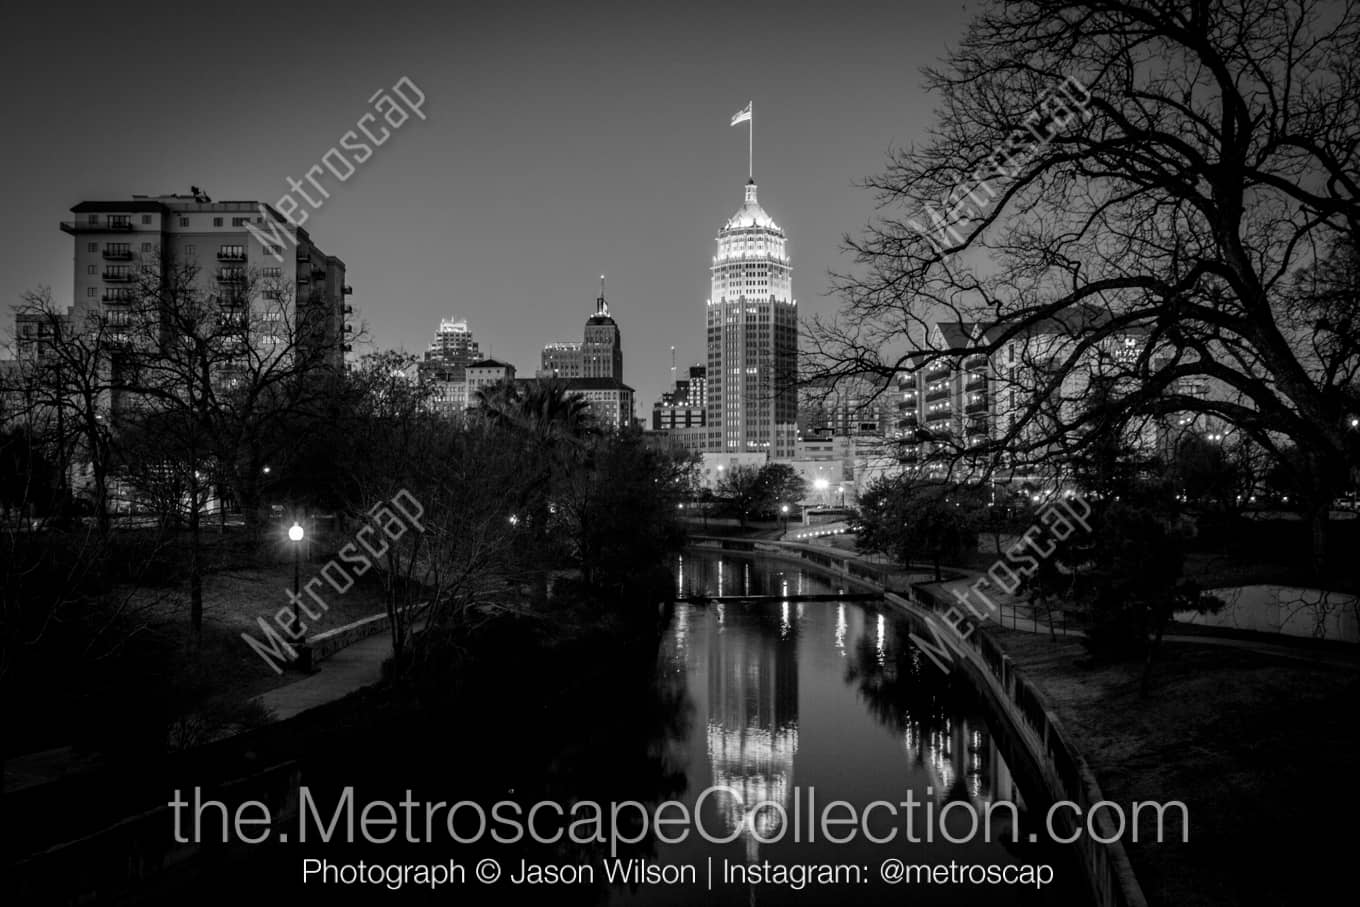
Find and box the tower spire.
[597,274,608,317]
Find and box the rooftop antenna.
[670,346,677,388]
[597,274,608,317]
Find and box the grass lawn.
[993,628,1360,906]
[133,560,392,705]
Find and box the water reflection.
[642,552,1078,905]
[705,596,799,864]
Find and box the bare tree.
[6,287,129,533]
[112,251,346,640]
[807,0,1360,574]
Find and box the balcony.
[965,372,987,389]
[217,251,247,262]
[310,266,326,279]
[925,385,951,402]
[966,398,989,414]
[343,304,353,314]
[342,285,353,296]
[924,362,952,379]
[102,271,134,282]
[343,323,354,333]
[102,291,132,303]
[61,220,134,234]
[102,249,133,261]
[296,248,311,261]
[216,271,247,285]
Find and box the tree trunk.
[188,486,203,645]
[92,456,111,536]
[1140,610,1167,698]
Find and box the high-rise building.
[704,180,797,456]
[418,317,481,416]
[424,317,480,374]
[54,192,350,372]
[540,284,623,381]
[892,309,1227,475]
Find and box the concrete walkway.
[914,573,1360,668]
[784,534,1360,671]
[253,632,394,722]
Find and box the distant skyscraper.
[705,180,798,455]
[424,317,480,374]
[540,282,623,381]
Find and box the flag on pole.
[730,101,752,126]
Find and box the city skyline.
[0,0,972,412]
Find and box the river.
[126,551,1085,906]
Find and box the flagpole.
[748,103,754,179]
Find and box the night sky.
[0,0,971,410]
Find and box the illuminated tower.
[705,179,798,455]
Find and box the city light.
[814,478,829,491]
[288,522,304,542]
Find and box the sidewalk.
[805,534,1360,670]
[253,632,393,722]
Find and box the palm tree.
[476,378,595,603]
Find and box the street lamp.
[780,503,789,535]
[288,521,304,635]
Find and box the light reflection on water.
[614,552,1081,905]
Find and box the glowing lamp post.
[289,521,304,603]
[288,522,307,641]
[780,503,789,535]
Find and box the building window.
[142,242,153,253]
[87,264,96,275]
[87,242,97,252]
[87,214,99,224]
[186,245,196,256]
[87,287,96,297]
[180,217,190,227]
[141,214,152,225]
[108,215,130,228]
[263,266,281,279]
[213,217,223,227]
[232,217,248,227]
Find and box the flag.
[730,102,752,126]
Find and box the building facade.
[893,311,1228,475]
[704,180,797,456]
[424,317,480,374]
[652,364,708,431]
[55,193,350,373]
[466,359,516,402]
[559,377,634,432]
[540,288,623,381]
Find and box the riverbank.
[702,532,1360,906]
[994,628,1360,907]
